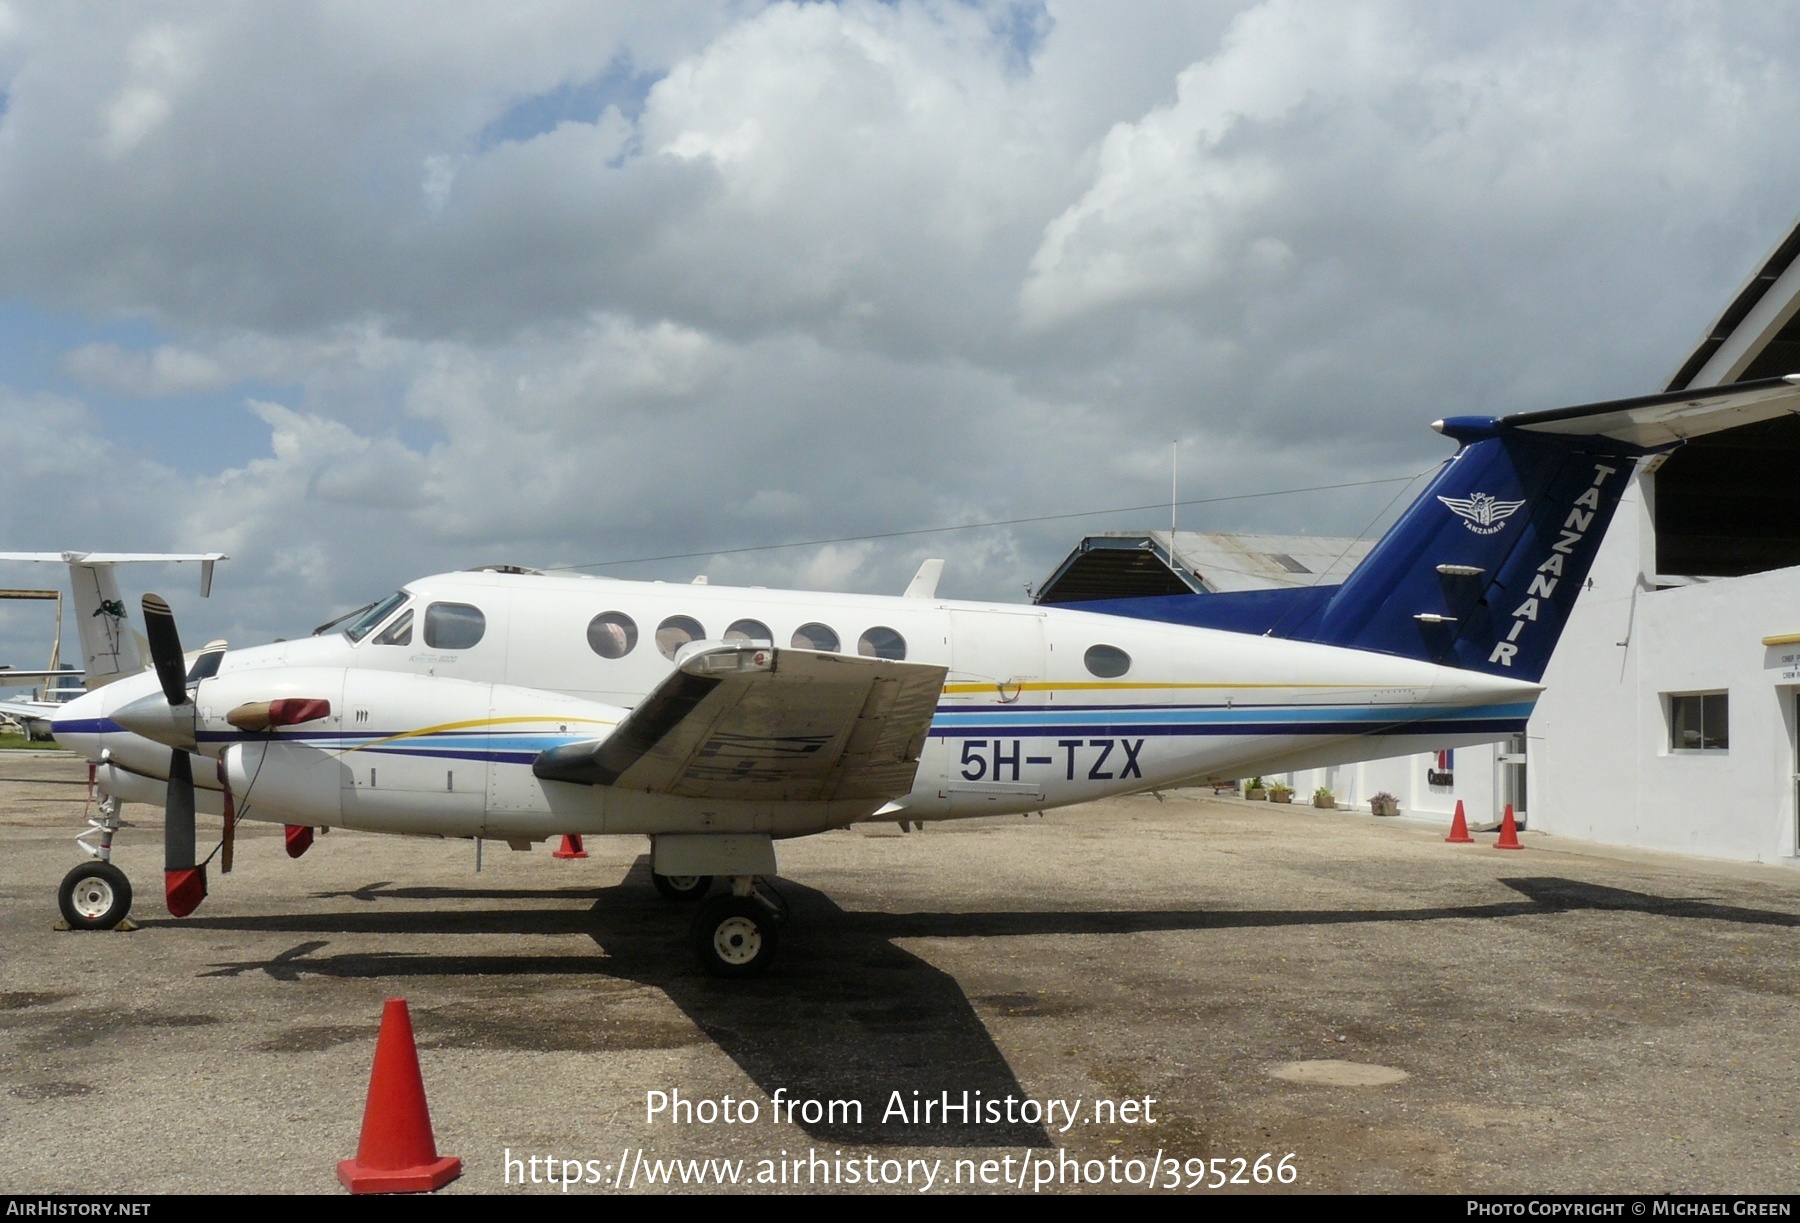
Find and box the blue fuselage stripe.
[65,700,1535,765]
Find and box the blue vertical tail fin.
[1297,420,1641,681]
[1073,376,1800,683]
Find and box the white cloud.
[63,342,230,396]
[2,1,1800,665]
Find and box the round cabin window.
[656,615,706,660]
[791,622,840,652]
[587,612,638,659]
[857,626,907,661]
[1083,644,1131,678]
[724,618,773,645]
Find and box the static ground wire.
[548,468,1441,573]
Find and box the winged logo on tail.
[1438,492,1526,535]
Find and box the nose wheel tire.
[58,862,133,930]
[692,896,778,978]
[653,872,714,903]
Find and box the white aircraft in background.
[36,377,1800,976]
[0,672,84,740]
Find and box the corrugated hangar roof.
[1667,215,1800,392]
[1656,213,1800,577]
[1034,531,1375,605]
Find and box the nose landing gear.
[58,795,133,930]
[58,861,133,930]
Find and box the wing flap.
[533,645,946,803]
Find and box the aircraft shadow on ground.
[174,868,1800,1146]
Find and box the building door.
[1496,734,1527,827]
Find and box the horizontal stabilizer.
[1480,373,1800,448]
[534,645,946,802]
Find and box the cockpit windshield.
[320,591,410,642]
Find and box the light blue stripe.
[929,701,1535,729]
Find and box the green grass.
[0,731,63,751]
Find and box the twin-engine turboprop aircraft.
[41,377,1800,975]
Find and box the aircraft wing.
[533,645,947,802]
[0,697,58,727]
[1497,374,1800,448]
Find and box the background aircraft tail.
[1074,376,1800,683]
[0,552,226,689]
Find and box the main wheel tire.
[58,862,132,930]
[653,872,713,903]
[692,896,778,978]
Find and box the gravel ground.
[1,751,1796,1195]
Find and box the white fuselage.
[52,570,1540,840]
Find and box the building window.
[1668,692,1728,752]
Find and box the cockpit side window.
[341,591,410,643]
[372,609,414,647]
[424,602,486,650]
[185,648,226,683]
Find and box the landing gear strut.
[691,876,786,978]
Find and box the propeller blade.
[216,755,235,875]
[141,594,189,707]
[164,749,206,917]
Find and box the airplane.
[35,376,1800,977]
[0,672,85,740]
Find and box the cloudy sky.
[2,0,1799,661]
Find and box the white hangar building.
[1037,217,1800,863]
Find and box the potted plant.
[1369,791,1400,817]
[1268,783,1293,804]
[1244,776,1268,801]
[1312,786,1336,810]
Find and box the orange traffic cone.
[338,999,462,1194]
[1494,803,1523,850]
[1445,799,1474,844]
[552,834,588,860]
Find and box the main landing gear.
[58,795,133,930]
[689,877,788,979]
[652,872,713,902]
